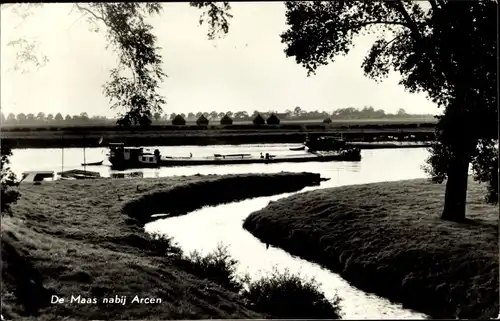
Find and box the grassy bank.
[2,126,435,149]
[1,172,326,320]
[243,178,499,319]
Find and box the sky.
[0,2,439,118]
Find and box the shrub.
[1,143,20,215]
[266,114,280,125]
[196,115,209,126]
[220,114,233,125]
[253,114,265,125]
[171,114,186,126]
[147,232,183,259]
[323,118,332,124]
[242,268,342,319]
[180,243,246,293]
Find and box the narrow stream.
[145,181,429,319]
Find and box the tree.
[153,112,161,123]
[7,113,16,123]
[1,1,231,211]
[397,108,408,116]
[172,114,186,126]
[26,113,35,122]
[169,113,177,120]
[253,114,265,125]
[209,111,218,120]
[1,142,20,215]
[65,115,72,122]
[46,113,54,122]
[293,106,302,117]
[217,112,225,119]
[187,112,195,120]
[225,111,233,118]
[54,113,63,122]
[266,113,280,125]
[279,1,497,221]
[196,114,209,126]
[16,113,26,124]
[195,112,203,119]
[80,112,89,121]
[220,114,233,125]
[36,112,45,122]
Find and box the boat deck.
[157,152,360,167]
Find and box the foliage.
[181,243,246,293]
[241,268,342,319]
[266,114,280,125]
[1,143,20,215]
[69,3,166,127]
[220,114,233,125]
[172,114,186,126]
[189,2,233,40]
[196,114,209,126]
[323,117,332,124]
[278,1,498,214]
[253,114,265,125]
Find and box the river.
[10,144,429,184]
[135,145,428,319]
[11,144,430,318]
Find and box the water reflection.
[144,146,430,319]
[10,144,428,185]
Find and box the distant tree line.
[0,106,434,126]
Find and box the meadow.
[243,178,499,319]
[1,118,436,148]
[1,172,342,320]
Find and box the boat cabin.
[108,143,161,168]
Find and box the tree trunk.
[441,152,470,221]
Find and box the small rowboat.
[81,160,103,166]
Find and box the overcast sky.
[1,2,439,118]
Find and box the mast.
[61,133,64,179]
[83,133,87,174]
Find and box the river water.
[133,145,429,319]
[10,144,429,184]
[11,144,430,318]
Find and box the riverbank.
[243,178,499,319]
[1,172,323,320]
[2,127,435,149]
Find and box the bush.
[1,143,20,215]
[147,232,183,259]
[196,115,209,126]
[253,114,265,125]
[220,114,233,125]
[266,114,280,125]
[242,268,342,319]
[179,243,246,293]
[323,118,332,124]
[171,114,186,126]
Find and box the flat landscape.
[1,118,437,148]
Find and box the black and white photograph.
[0,1,498,320]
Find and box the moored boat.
[108,142,361,170]
[289,145,306,151]
[81,160,103,166]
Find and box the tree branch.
[329,20,409,33]
[74,3,108,25]
[427,0,440,12]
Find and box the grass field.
[1,119,436,149]
[1,117,437,130]
[243,178,499,319]
[1,172,328,320]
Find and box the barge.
[108,142,361,170]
